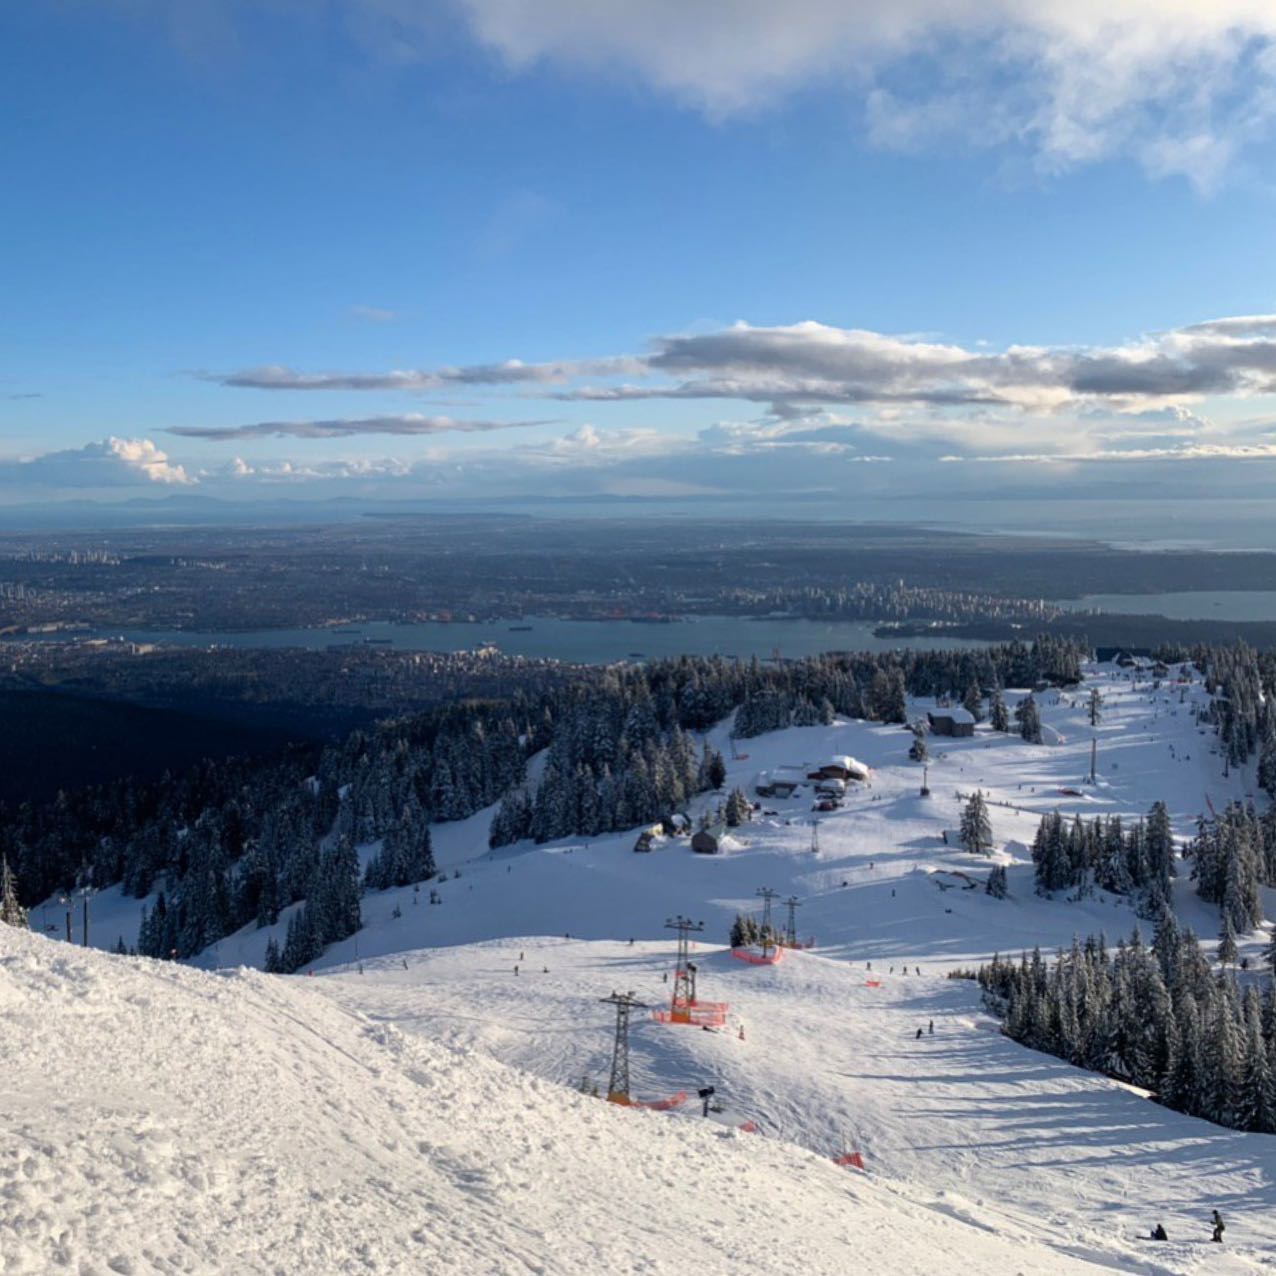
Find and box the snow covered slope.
[1,925,1110,1276]
[324,936,1276,1274]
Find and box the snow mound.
[0,927,1107,1275]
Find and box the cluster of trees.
[732,638,1085,740]
[1031,803,1176,912]
[1,636,1086,970]
[977,915,1276,1133]
[729,912,781,949]
[1187,801,1276,936]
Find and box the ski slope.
[1,924,1112,1276]
[323,936,1276,1274]
[17,661,1276,1273]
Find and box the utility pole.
[810,821,820,855]
[756,887,780,957]
[783,896,801,949]
[601,990,647,1104]
[1089,737,1097,785]
[920,765,931,798]
[665,915,705,1020]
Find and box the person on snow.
[928,1020,934,1035]
[915,1027,924,1039]
[1211,1210,1225,1243]
[1150,1224,1168,1241]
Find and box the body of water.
[1059,591,1276,622]
[21,616,988,663]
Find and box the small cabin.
[692,823,726,855]
[633,831,655,853]
[663,813,691,836]
[806,755,870,784]
[927,708,975,738]
[755,770,802,799]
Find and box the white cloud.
[0,437,194,488]
[442,0,1276,187]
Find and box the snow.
[1,924,1110,1275]
[15,662,1276,1273]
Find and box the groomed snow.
[15,661,1276,1273]
[1,925,1109,1275]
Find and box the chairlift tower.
[601,990,647,1104]
[756,887,780,957]
[783,895,801,949]
[665,915,705,1021]
[810,821,820,855]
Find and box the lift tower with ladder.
[756,887,780,958]
[666,915,704,1022]
[783,895,801,949]
[601,990,647,1105]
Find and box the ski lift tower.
[756,887,780,957]
[600,990,647,1105]
[783,895,801,949]
[665,915,705,1022]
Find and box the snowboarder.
[1211,1210,1225,1243]
[1150,1224,1168,1241]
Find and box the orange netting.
[834,1152,866,1170]
[652,1000,729,1027]
[635,1091,688,1111]
[730,947,785,966]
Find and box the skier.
[928,1020,934,1035]
[915,1027,923,1039]
[1150,1224,1168,1241]
[514,965,519,976]
[1211,1210,1225,1243]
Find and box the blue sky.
[5,1,1276,519]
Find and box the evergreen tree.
[908,728,929,763]
[990,689,1010,733]
[1217,915,1239,968]
[985,863,1008,899]
[1015,696,1043,745]
[0,858,28,929]
[960,791,994,855]
[962,683,985,723]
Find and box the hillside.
[0,925,1108,1276]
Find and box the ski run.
[7,660,1276,1273]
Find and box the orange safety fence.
[864,979,881,987]
[652,1001,730,1027]
[730,946,785,966]
[834,1152,866,1170]
[738,1120,759,1133]
[635,1091,688,1111]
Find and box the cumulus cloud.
[167,414,553,440]
[0,437,194,487]
[539,315,1276,413]
[443,0,1276,187]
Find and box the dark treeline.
[0,635,1084,970]
[978,915,1276,1134]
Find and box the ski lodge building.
[927,707,976,737]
